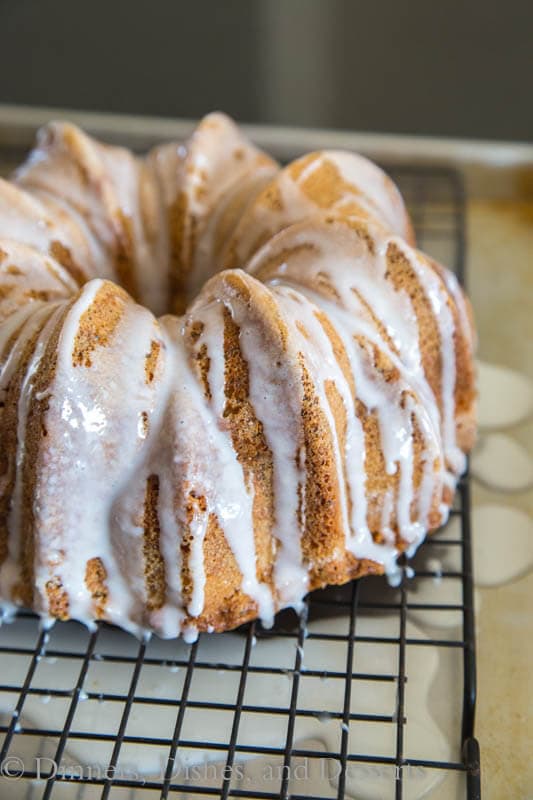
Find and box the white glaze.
[226,283,310,605]
[391,237,465,477]
[29,280,168,633]
[245,215,467,572]
[225,148,414,269]
[191,300,275,625]
[0,302,64,598]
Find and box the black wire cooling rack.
[0,162,481,800]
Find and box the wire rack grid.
[0,157,481,800]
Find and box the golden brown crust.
[0,320,53,573]
[14,304,70,610]
[85,556,109,619]
[71,282,127,368]
[169,189,196,315]
[144,339,161,384]
[386,241,443,406]
[142,475,166,612]
[49,240,87,286]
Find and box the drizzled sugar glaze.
[0,114,476,639]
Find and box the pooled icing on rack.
[0,112,476,638]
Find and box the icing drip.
[186,511,209,618]
[271,284,437,569]
[295,151,410,237]
[0,303,64,597]
[393,238,465,477]
[191,302,275,626]
[246,217,453,568]
[224,149,414,270]
[30,280,167,633]
[225,288,309,606]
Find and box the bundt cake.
[0,112,476,640]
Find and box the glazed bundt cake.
[0,113,476,640]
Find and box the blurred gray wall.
[0,0,531,141]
